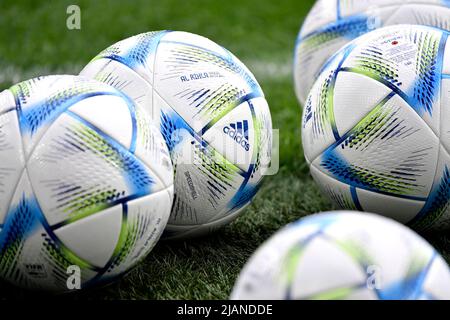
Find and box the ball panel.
[443,39,450,74]
[310,164,357,210]
[421,254,450,299]
[311,161,427,224]
[99,186,173,278]
[301,55,342,163]
[27,112,157,227]
[53,204,122,268]
[0,170,43,289]
[355,187,424,224]
[295,37,349,106]
[409,146,450,230]
[80,58,156,114]
[160,31,230,57]
[81,61,175,191]
[10,76,123,157]
[333,71,392,135]
[440,79,450,152]
[134,108,174,190]
[92,31,168,85]
[68,95,133,150]
[249,97,273,178]
[0,169,99,291]
[340,25,444,135]
[0,91,25,224]
[231,221,320,300]
[0,89,16,114]
[312,93,439,199]
[291,237,368,300]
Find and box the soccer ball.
[302,24,450,230]
[0,75,174,292]
[231,211,450,300]
[80,31,272,239]
[294,0,450,106]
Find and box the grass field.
[0,0,449,300]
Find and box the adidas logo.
[223,120,250,151]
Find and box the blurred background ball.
[231,211,450,300]
[81,31,272,239]
[294,0,450,106]
[302,24,450,230]
[0,75,174,292]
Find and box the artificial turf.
[0,0,449,300]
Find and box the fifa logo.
[223,120,250,151]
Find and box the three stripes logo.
[223,120,250,151]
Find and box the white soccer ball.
[231,211,450,300]
[294,0,450,106]
[302,24,450,230]
[0,75,174,292]
[81,31,272,239]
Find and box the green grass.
[0,0,449,300]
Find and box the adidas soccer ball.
[80,31,272,239]
[231,211,450,300]
[294,0,450,106]
[0,75,174,292]
[302,24,450,230]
